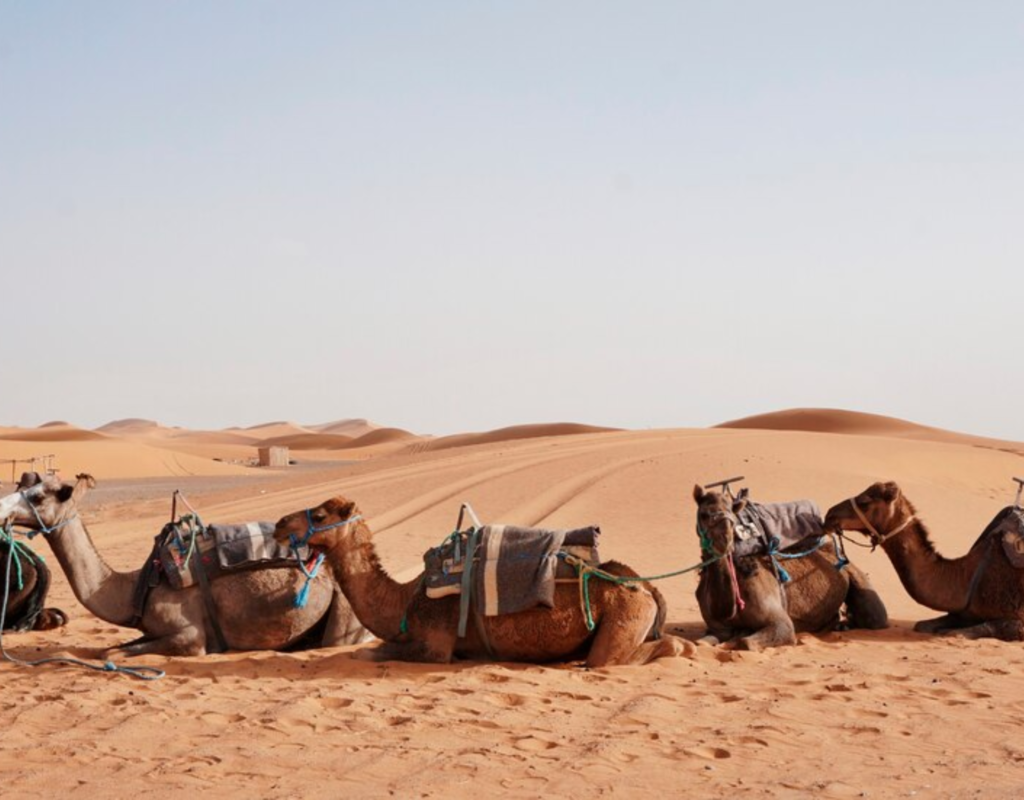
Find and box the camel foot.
[696,635,720,647]
[32,608,68,630]
[637,634,696,662]
[107,632,206,657]
[353,640,453,664]
[941,619,1024,642]
[914,614,972,634]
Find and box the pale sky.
[2,2,1022,438]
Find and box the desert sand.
[3,410,1024,798]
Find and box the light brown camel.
[693,485,888,650]
[0,473,371,656]
[823,481,1024,641]
[1,532,67,632]
[273,496,694,666]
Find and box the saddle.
[422,525,601,612]
[131,518,312,649]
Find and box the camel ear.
[879,482,900,503]
[693,484,705,503]
[18,472,42,490]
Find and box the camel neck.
[323,524,420,641]
[881,519,979,612]
[45,516,140,627]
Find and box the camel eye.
[312,513,327,524]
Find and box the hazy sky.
[2,2,1022,438]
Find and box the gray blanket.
[474,525,569,617]
[743,500,823,549]
[210,522,307,569]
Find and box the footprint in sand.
[681,746,732,760]
[318,697,354,710]
[513,736,558,752]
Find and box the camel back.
[736,500,824,552]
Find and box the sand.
[3,412,1024,798]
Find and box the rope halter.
[289,508,364,550]
[848,495,916,550]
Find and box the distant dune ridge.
[716,407,1024,453]
[408,422,620,453]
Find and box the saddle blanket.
[738,500,824,550]
[423,525,600,613]
[157,521,309,590]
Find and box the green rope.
[567,551,725,631]
[0,529,35,592]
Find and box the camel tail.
[843,563,889,630]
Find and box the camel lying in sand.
[825,481,1024,641]
[693,485,887,649]
[0,473,370,656]
[1,529,67,632]
[274,496,694,666]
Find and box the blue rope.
[0,523,164,681]
[293,552,325,608]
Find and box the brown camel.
[823,481,1024,641]
[1,532,67,632]
[0,473,371,656]
[273,496,694,666]
[693,485,888,649]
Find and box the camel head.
[822,481,916,548]
[273,496,363,554]
[0,472,96,535]
[693,484,748,558]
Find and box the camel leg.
[736,616,797,651]
[941,619,1024,642]
[108,628,207,657]
[914,613,973,634]
[584,602,660,667]
[32,608,68,630]
[352,637,455,663]
[842,565,888,630]
[321,589,373,647]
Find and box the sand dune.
[241,421,319,439]
[409,422,619,453]
[336,427,417,448]
[6,420,1024,796]
[311,418,380,438]
[256,432,355,450]
[718,407,1024,452]
[0,425,109,443]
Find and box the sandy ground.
[3,416,1024,798]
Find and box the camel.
[273,496,694,666]
[693,485,888,650]
[1,532,67,632]
[823,481,1024,641]
[0,473,371,656]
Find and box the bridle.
[289,508,363,550]
[846,495,916,549]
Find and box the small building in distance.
[257,446,290,468]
